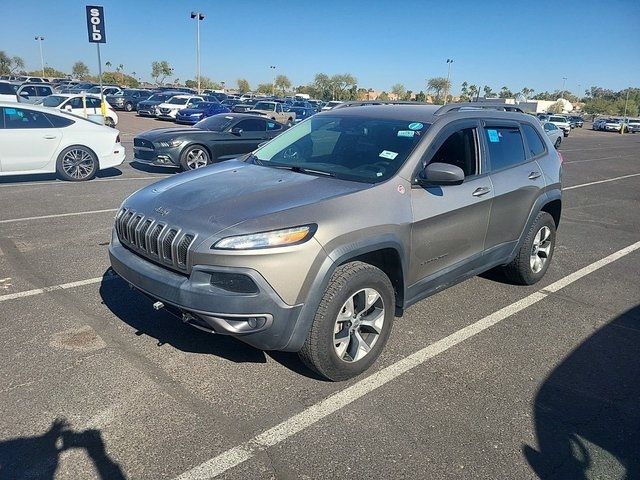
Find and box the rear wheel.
[56,146,98,181]
[124,102,134,112]
[179,145,210,171]
[105,117,116,128]
[503,212,556,285]
[298,261,395,381]
[554,137,561,149]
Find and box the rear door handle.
[472,186,492,197]
[528,171,542,180]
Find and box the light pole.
[190,12,205,93]
[445,58,454,104]
[35,36,45,77]
[221,81,225,93]
[561,77,567,98]
[269,65,276,96]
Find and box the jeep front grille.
[115,208,196,273]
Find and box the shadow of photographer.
[0,418,125,480]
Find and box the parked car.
[568,115,583,128]
[17,76,49,83]
[250,100,295,125]
[133,113,286,170]
[0,81,18,102]
[0,102,124,180]
[290,106,316,124]
[202,91,228,102]
[547,115,571,137]
[16,83,54,104]
[86,85,122,96]
[137,91,183,117]
[231,103,256,113]
[175,101,231,124]
[600,118,623,132]
[592,118,606,130]
[221,99,242,109]
[156,95,204,120]
[322,100,344,111]
[59,82,97,94]
[623,119,640,133]
[106,89,153,112]
[543,122,563,148]
[40,94,119,127]
[112,104,562,380]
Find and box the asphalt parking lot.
[1,114,639,479]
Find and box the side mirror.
[64,105,73,111]
[19,92,29,98]
[418,162,465,186]
[231,127,243,136]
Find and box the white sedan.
[542,122,563,149]
[40,94,119,127]
[156,95,203,120]
[0,102,125,181]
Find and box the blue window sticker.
[268,122,275,128]
[408,122,423,130]
[487,129,500,142]
[5,108,16,115]
[397,130,415,138]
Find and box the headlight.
[157,139,184,148]
[213,225,316,250]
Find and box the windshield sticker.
[5,108,16,115]
[397,130,415,138]
[268,122,275,129]
[379,150,398,160]
[487,129,500,142]
[224,116,233,119]
[408,122,424,130]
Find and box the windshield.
[254,101,276,110]
[194,115,235,131]
[251,115,428,183]
[148,93,171,102]
[168,97,189,105]
[550,116,566,122]
[42,95,68,107]
[193,102,214,110]
[0,83,15,94]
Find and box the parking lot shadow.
[128,160,178,175]
[0,168,123,184]
[0,418,126,480]
[523,304,640,479]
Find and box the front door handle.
[472,186,492,197]
[43,135,58,139]
[528,171,542,180]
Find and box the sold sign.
[85,5,106,43]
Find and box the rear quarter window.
[45,113,75,128]
[521,124,546,157]
[485,127,526,171]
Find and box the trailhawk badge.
[154,206,170,216]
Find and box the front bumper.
[157,110,179,120]
[176,115,202,124]
[137,106,157,116]
[133,145,181,167]
[109,234,304,350]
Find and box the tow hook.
[152,301,164,311]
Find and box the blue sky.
[2,0,639,95]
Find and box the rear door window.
[521,124,546,157]
[484,127,526,171]
[235,119,266,132]
[3,107,54,129]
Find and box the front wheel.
[298,261,395,381]
[179,144,210,171]
[502,212,556,285]
[124,102,134,112]
[554,137,561,149]
[105,117,116,128]
[56,146,98,181]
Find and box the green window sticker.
[408,122,424,130]
[397,130,415,138]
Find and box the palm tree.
[105,61,112,69]
[117,64,124,85]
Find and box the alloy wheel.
[186,148,209,169]
[61,148,95,180]
[530,226,552,273]
[333,288,385,362]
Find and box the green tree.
[460,81,470,101]
[426,77,450,103]
[237,78,251,93]
[547,100,565,114]
[10,56,24,74]
[72,61,90,79]
[0,52,25,75]
[391,83,406,100]
[256,83,272,94]
[520,87,534,99]
[274,74,291,95]
[330,73,357,100]
[499,86,513,99]
[483,86,494,98]
[105,61,112,69]
[151,60,173,85]
[414,91,427,102]
[378,91,390,101]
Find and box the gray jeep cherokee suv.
[109,102,562,381]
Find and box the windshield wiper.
[266,163,335,177]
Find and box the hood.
[123,160,368,240]
[137,127,206,141]
[158,102,183,109]
[138,99,164,106]
[177,108,205,115]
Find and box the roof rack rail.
[332,100,430,109]
[434,102,524,115]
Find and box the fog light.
[247,317,267,329]
[156,155,172,165]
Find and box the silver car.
[16,83,54,104]
[109,102,562,380]
[543,122,563,148]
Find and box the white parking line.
[563,173,640,191]
[0,208,117,225]
[173,240,640,480]
[0,275,116,304]
[564,153,638,165]
[0,176,158,189]
[561,144,637,152]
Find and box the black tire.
[503,212,556,285]
[179,144,211,171]
[56,145,98,182]
[563,132,569,137]
[124,102,134,112]
[105,117,116,128]
[298,261,395,381]
[554,137,561,149]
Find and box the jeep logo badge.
[154,207,170,216]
